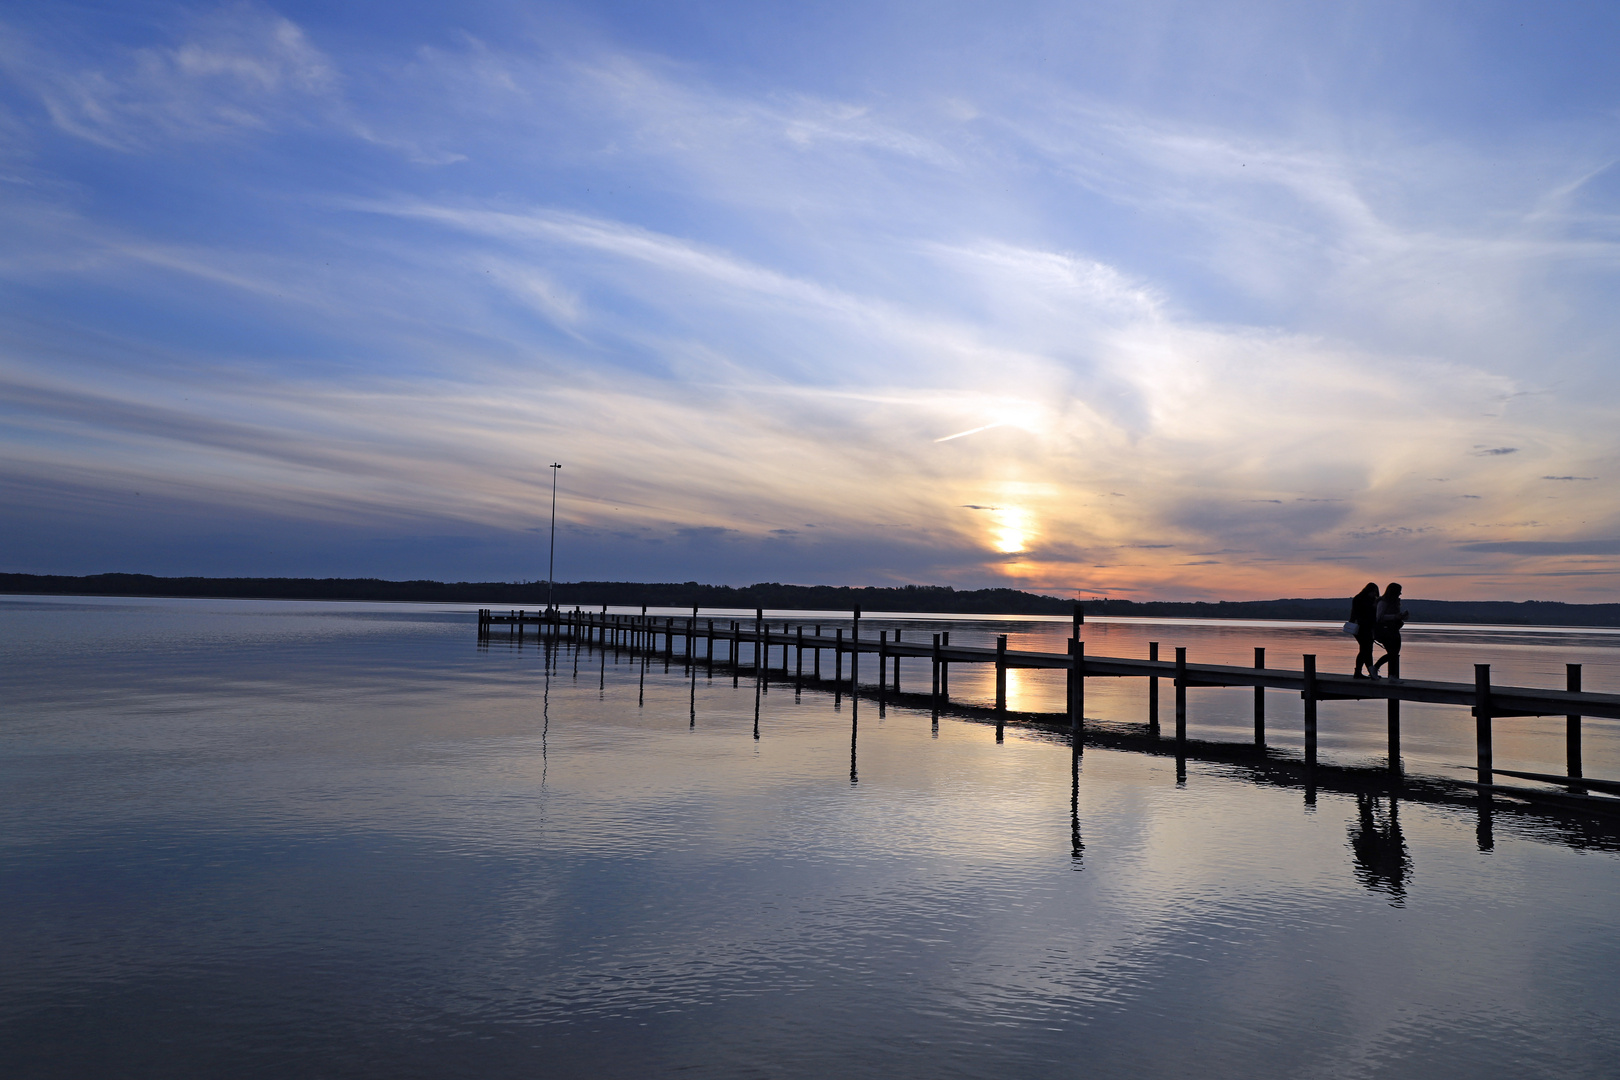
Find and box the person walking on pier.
[1349,582,1380,679]
[1369,582,1409,679]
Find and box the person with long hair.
[1349,582,1380,679]
[1369,582,1410,679]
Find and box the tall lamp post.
[546,462,562,614]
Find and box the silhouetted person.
[1369,582,1409,679]
[1349,581,1379,679]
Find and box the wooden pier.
[477,605,1620,800]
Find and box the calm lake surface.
[5,595,1620,1079]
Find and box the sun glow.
[992,506,1028,553]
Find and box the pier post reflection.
[850,694,858,785]
[1070,748,1084,869]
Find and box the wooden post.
[1253,647,1265,746]
[835,629,843,688]
[1303,654,1317,768]
[706,620,714,665]
[1567,663,1584,780]
[931,633,941,722]
[1148,642,1160,737]
[878,631,888,707]
[1069,639,1084,739]
[796,626,804,683]
[995,635,1008,713]
[665,617,673,661]
[1476,664,1493,786]
[754,616,763,678]
[892,629,901,693]
[751,609,761,662]
[1174,646,1187,743]
[940,631,950,699]
[814,626,822,680]
[850,618,859,693]
[1072,602,1083,640]
[1388,654,1401,772]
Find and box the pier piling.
[1253,647,1266,746]
[931,633,941,723]
[1148,642,1160,737]
[995,635,1008,713]
[1388,654,1402,772]
[1303,654,1318,768]
[1174,647,1187,743]
[835,629,844,691]
[1568,663,1584,781]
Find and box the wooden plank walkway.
[477,606,1620,797]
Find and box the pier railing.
[477,606,1620,802]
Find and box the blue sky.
[2,0,1618,599]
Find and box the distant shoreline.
[4,573,1619,626]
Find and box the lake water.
[5,595,1620,1078]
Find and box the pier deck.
[477,606,1619,802]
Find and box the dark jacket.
[1350,593,1378,637]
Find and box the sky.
[2,0,1618,601]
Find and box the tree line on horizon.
[3,573,1618,626]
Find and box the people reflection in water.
[1348,792,1409,904]
[1349,582,1379,679]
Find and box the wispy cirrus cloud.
[0,4,334,150]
